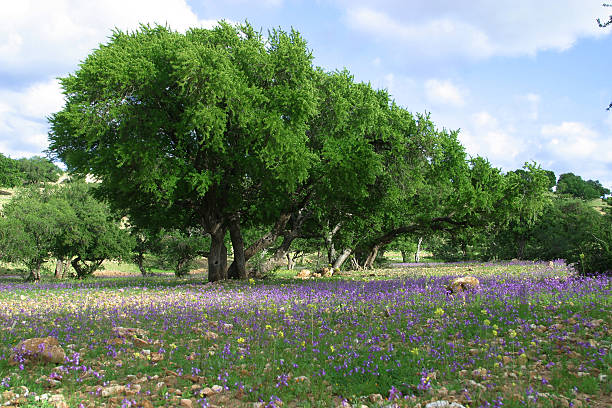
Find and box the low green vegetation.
[0,263,609,407]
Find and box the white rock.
[101,385,125,397]
[425,401,466,408]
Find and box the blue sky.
[1,0,610,187]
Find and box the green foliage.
[15,156,62,185]
[156,229,209,277]
[53,181,134,278]
[49,22,321,280]
[556,172,609,199]
[49,22,317,227]
[0,153,21,188]
[0,186,69,280]
[0,182,132,280]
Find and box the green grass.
[0,263,609,407]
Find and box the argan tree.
[49,23,318,281]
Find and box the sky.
[1,0,611,187]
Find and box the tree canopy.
[48,21,573,279]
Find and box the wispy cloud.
[425,79,466,107]
[342,1,610,59]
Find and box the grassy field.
[0,261,609,407]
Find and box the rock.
[204,331,219,341]
[141,401,154,408]
[548,260,554,268]
[10,337,66,365]
[425,402,466,408]
[571,399,582,408]
[180,399,193,408]
[48,394,68,408]
[211,385,223,393]
[296,269,311,279]
[319,267,334,277]
[132,337,150,348]
[471,367,487,379]
[201,387,215,396]
[2,391,16,401]
[112,327,148,338]
[369,393,383,403]
[101,385,125,397]
[446,276,480,294]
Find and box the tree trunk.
[401,250,408,263]
[363,244,380,269]
[325,222,341,264]
[415,237,423,262]
[207,228,227,282]
[228,218,247,280]
[54,259,65,279]
[226,213,291,277]
[135,251,148,276]
[332,248,352,270]
[26,265,41,282]
[287,252,296,270]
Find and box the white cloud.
[524,93,541,120]
[541,121,612,161]
[0,0,224,76]
[342,1,610,59]
[459,111,526,168]
[424,79,465,107]
[0,78,66,158]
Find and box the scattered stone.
[10,337,66,365]
[571,399,582,408]
[319,267,334,277]
[471,367,487,379]
[548,260,554,268]
[101,385,125,397]
[111,327,148,338]
[48,394,68,408]
[132,337,150,348]
[296,269,311,279]
[204,331,219,341]
[426,402,466,408]
[141,401,154,408]
[180,399,193,408]
[369,393,383,403]
[2,391,16,401]
[446,276,480,294]
[201,387,215,396]
[211,385,223,393]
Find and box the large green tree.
[0,153,21,188]
[556,172,609,199]
[16,156,62,185]
[49,23,318,281]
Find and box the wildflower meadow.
[0,261,610,407]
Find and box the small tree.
[16,156,62,185]
[53,181,134,279]
[0,187,70,281]
[0,153,21,188]
[156,229,210,277]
